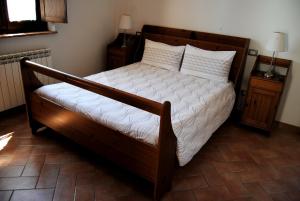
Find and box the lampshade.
[119,15,132,30]
[266,32,287,52]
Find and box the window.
[7,0,37,22]
[0,0,67,35]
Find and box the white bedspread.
[35,62,235,166]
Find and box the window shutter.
[40,0,67,23]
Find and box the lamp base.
[121,32,127,48]
[264,70,275,78]
[264,51,276,78]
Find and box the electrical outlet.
[248,49,258,56]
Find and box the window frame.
[0,0,48,34]
[0,0,68,35]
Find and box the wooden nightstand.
[241,55,292,132]
[106,33,139,70]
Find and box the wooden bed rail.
[20,58,177,201]
[20,58,164,116]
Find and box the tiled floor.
[0,109,299,201]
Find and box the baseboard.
[276,121,300,133]
[0,105,26,118]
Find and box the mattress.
[35,62,235,166]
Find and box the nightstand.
[106,33,138,70]
[241,55,292,132]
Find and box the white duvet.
[35,62,235,166]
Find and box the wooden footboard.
[20,58,177,201]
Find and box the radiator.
[0,49,53,112]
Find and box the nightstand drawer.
[108,48,126,56]
[250,77,283,92]
[108,55,126,68]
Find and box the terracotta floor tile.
[260,180,287,194]
[0,165,24,177]
[7,154,29,166]
[199,163,224,186]
[22,162,44,177]
[53,175,76,201]
[95,192,118,201]
[1,110,300,201]
[45,152,82,164]
[220,173,249,196]
[93,171,116,187]
[239,171,261,184]
[172,175,208,191]
[234,151,256,163]
[258,161,281,180]
[269,193,292,201]
[243,182,273,201]
[287,191,300,201]
[13,146,33,155]
[174,160,203,177]
[10,188,54,201]
[36,164,60,188]
[31,146,63,155]
[226,198,256,201]
[105,180,134,197]
[0,190,12,201]
[213,161,248,174]
[27,154,46,163]
[59,162,95,176]
[197,150,225,162]
[279,177,300,192]
[75,185,95,201]
[171,190,196,201]
[0,156,12,166]
[276,166,299,178]
[0,177,38,190]
[161,192,174,201]
[217,144,241,162]
[76,172,96,186]
[193,185,232,201]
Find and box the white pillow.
[181,44,236,82]
[141,39,185,71]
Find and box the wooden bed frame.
[20,25,250,200]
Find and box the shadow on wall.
[274,31,299,124]
[241,38,264,90]
[129,0,169,32]
[241,56,256,90]
[276,61,294,121]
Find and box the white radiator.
[0,49,53,112]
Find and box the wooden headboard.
[135,25,250,92]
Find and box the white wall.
[116,0,300,127]
[0,0,118,76]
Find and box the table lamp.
[265,32,287,78]
[119,14,132,48]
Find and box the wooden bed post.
[154,101,177,201]
[20,58,44,134]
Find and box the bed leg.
[153,165,174,201]
[154,101,177,201]
[28,118,43,134]
[20,58,44,135]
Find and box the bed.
[21,25,250,200]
